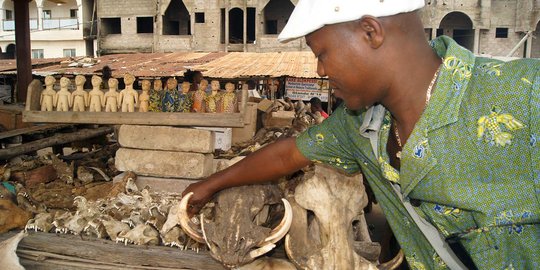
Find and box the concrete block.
[263,110,295,128]
[113,172,199,194]
[194,127,232,151]
[118,125,214,153]
[115,148,213,179]
[257,98,274,112]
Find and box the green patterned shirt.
[296,36,539,269]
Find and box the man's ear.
[358,16,384,49]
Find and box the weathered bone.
[177,193,205,243]
[285,165,402,270]
[25,212,53,233]
[117,224,159,246]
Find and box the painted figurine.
[148,79,163,112]
[88,75,104,112]
[138,79,151,112]
[104,78,120,112]
[40,75,56,111]
[191,79,208,113]
[55,77,72,112]
[162,77,179,112]
[71,75,88,112]
[221,82,238,113]
[118,73,138,112]
[205,80,222,113]
[177,81,193,112]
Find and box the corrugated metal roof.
[193,51,319,79]
[0,51,321,79]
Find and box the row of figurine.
[39,74,238,113]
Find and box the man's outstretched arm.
[181,137,312,215]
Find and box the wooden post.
[14,0,33,103]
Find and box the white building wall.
[30,40,86,58]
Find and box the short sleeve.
[296,107,361,174]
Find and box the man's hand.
[181,179,218,216]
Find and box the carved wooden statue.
[191,79,208,113]
[149,79,163,112]
[55,77,72,112]
[177,81,193,113]
[118,73,138,112]
[205,80,222,113]
[104,78,120,112]
[138,79,151,112]
[162,77,179,112]
[221,82,238,113]
[40,75,56,111]
[71,75,88,112]
[88,75,104,112]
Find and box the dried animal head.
[52,210,72,234]
[179,184,292,269]
[285,165,403,270]
[161,226,188,249]
[25,212,53,233]
[101,215,131,240]
[117,224,159,246]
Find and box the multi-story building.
[96,0,539,58]
[0,0,96,59]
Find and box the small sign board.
[285,77,329,102]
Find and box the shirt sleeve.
[295,106,361,174]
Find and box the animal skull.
[117,224,159,246]
[179,184,293,269]
[25,212,53,233]
[285,165,403,270]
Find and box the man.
[309,97,329,119]
[183,0,539,269]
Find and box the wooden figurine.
[177,81,193,113]
[138,79,151,112]
[162,77,179,112]
[191,79,208,113]
[205,80,221,113]
[148,79,163,112]
[221,82,238,113]
[55,77,72,112]
[71,75,88,112]
[104,78,120,112]
[40,75,56,111]
[88,75,104,112]
[118,73,138,112]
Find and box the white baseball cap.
[278,0,425,43]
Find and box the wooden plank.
[0,124,72,140]
[23,111,246,128]
[0,126,114,160]
[0,231,225,270]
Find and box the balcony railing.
[2,19,38,31]
[1,18,78,31]
[43,18,79,30]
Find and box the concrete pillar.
[243,6,247,52]
[36,4,43,30]
[525,34,533,58]
[225,6,229,52]
[431,27,437,40]
[473,28,480,55]
[14,0,32,103]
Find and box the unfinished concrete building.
[97,0,540,58]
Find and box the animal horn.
[178,192,205,243]
[263,198,293,244]
[378,249,405,270]
[248,198,293,260]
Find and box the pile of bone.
[24,176,207,252]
